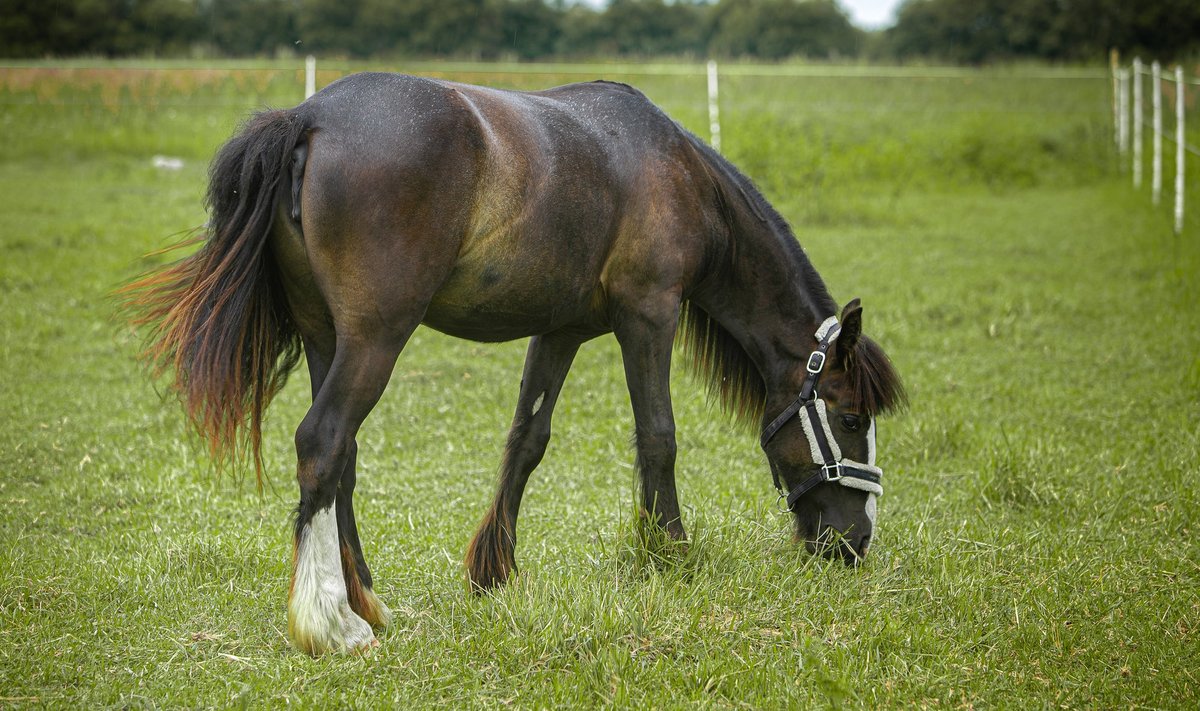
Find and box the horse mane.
[675,128,905,427]
[846,335,908,418]
[677,300,767,428]
[677,306,907,427]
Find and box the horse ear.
[836,298,862,367]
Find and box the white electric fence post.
[305,55,317,99]
[1152,61,1163,205]
[1119,69,1130,158]
[1175,66,1185,235]
[1133,58,1142,188]
[707,60,721,153]
[1111,49,1121,150]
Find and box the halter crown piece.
[760,316,885,514]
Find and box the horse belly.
[422,255,602,342]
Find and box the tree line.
[1,0,1196,63]
[887,0,1199,64]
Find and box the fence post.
[1133,58,1142,188]
[1175,66,1185,235]
[305,55,317,99]
[1111,49,1120,150]
[1152,61,1162,205]
[1118,69,1130,158]
[707,60,721,153]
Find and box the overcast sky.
[573,1,903,30]
[837,0,902,29]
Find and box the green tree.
[602,0,705,56]
[296,0,362,55]
[494,0,561,59]
[0,0,69,55]
[0,0,136,56]
[885,0,1200,63]
[203,0,295,56]
[555,3,609,56]
[709,0,862,59]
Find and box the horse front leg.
[465,331,583,591]
[289,338,401,655]
[613,294,686,542]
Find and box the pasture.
[1,60,1197,707]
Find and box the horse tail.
[120,109,309,489]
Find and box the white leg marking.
[289,504,375,654]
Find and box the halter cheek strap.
[760,317,841,450]
[760,316,884,511]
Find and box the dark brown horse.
[124,72,904,655]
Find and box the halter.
[760,317,884,513]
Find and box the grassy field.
[1,60,1198,708]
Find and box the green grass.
[1,61,1198,708]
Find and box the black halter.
[759,319,883,511]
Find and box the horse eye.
[840,415,862,432]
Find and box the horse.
[123,72,905,656]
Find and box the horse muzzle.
[803,524,872,565]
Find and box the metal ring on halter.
[775,492,791,514]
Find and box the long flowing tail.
[120,109,309,488]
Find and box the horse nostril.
[858,534,871,558]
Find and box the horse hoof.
[288,597,376,656]
[355,637,382,655]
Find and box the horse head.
[761,299,906,564]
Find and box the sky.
[574,1,904,31]
[838,0,903,29]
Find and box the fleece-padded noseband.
[760,317,884,513]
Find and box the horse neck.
[693,175,838,396]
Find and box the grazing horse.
[124,72,905,655]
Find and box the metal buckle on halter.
[822,462,843,482]
[806,350,826,374]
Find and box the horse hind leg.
[289,338,402,655]
[335,456,392,628]
[465,331,582,591]
[295,338,393,638]
[300,341,392,631]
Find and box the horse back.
[280,73,721,343]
